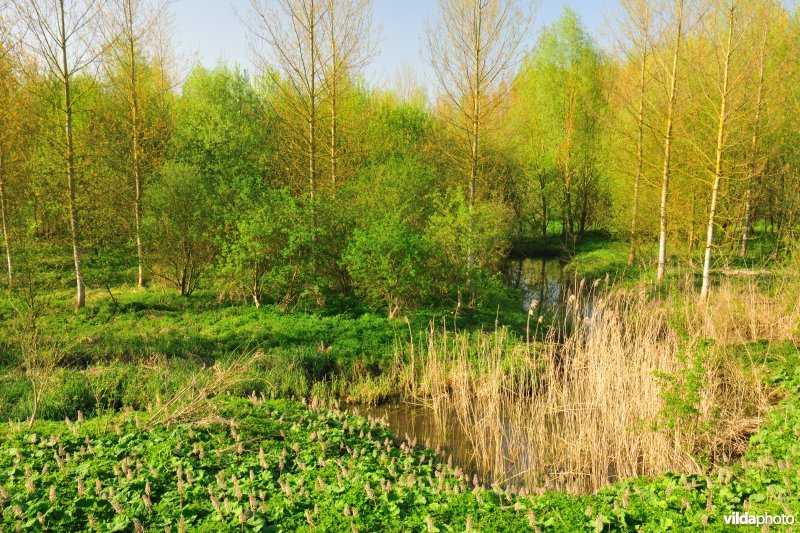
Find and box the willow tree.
[11,0,105,309]
[426,0,530,297]
[512,9,605,242]
[102,0,172,288]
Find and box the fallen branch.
[719,269,772,276]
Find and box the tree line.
[0,0,798,316]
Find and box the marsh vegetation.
[1,0,799,530]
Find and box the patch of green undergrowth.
[0,397,592,532]
[2,342,799,531]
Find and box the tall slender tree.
[656,0,686,282]
[700,0,738,300]
[321,0,374,190]
[0,14,19,285]
[740,0,771,258]
[426,0,531,297]
[102,0,172,288]
[619,0,653,266]
[426,0,531,212]
[248,0,327,205]
[11,0,105,309]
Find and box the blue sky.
[171,0,621,88]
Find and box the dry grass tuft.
[147,350,263,427]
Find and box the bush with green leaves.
[143,162,215,296]
[216,189,312,308]
[424,193,512,304]
[343,212,431,318]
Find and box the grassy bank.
[0,281,532,420]
[1,234,798,530]
[514,228,785,282]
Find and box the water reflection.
[351,400,569,491]
[348,258,601,492]
[503,257,565,314]
[350,402,510,487]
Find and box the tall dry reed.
[401,282,783,493]
[683,277,800,345]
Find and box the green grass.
[0,288,399,366]
[2,344,799,531]
[555,226,788,281]
[512,230,637,280]
[2,236,798,530]
[0,279,532,420]
[0,285,403,420]
[566,235,633,280]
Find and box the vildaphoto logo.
[724,512,795,526]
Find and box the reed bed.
[400,281,787,494]
[683,278,800,345]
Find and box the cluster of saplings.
[9,62,513,317]
[1,0,799,317]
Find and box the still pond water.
[351,258,568,488]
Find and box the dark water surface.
[349,402,536,488]
[503,257,566,314]
[349,403,479,475]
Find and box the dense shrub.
[343,212,431,317]
[216,188,313,308]
[143,162,215,296]
[425,193,512,303]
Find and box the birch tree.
[321,0,374,189]
[618,0,654,265]
[700,0,739,300]
[102,0,172,288]
[0,14,20,285]
[247,0,327,205]
[11,0,105,309]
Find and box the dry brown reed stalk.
[402,281,779,494]
[694,345,771,463]
[682,278,800,345]
[147,350,263,428]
